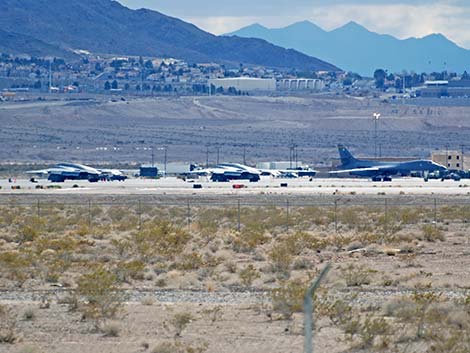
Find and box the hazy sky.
[119,0,470,49]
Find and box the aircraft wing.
[329,166,395,174]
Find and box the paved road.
[0,177,469,197]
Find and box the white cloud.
[307,3,470,48]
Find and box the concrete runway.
[0,177,469,196]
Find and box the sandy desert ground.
[0,184,469,353]
[2,95,470,165]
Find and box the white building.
[209,77,276,92]
[278,78,325,91]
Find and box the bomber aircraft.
[330,145,447,181]
[191,163,261,182]
[27,163,127,182]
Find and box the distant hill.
[0,29,76,59]
[227,21,470,75]
[0,0,338,72]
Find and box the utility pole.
[206,145,209,168]
[243,145,246,165]
[373,113,381,158]
[48,59,52,92]
[445,144,449,169]
[461,144,465,172]
[151,147,154,167]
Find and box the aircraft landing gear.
[371,176,382,182]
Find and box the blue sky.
[119,0,470,48]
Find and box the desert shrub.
[268,243,293,276]
[421,225,445,242]
[239,264,260,287]
[23,307,36,321]
[101,321,121,337]
[0,305,17,343]
[202,306,223,324]
[17,216,46,242]
[282,231,326,255]
[171,312,194,337]
[340,264,373,287]
[231,227,268,253]
[271,279,307,319]
[353,314,391,349]
[0,250,36,285]
[76,266,125,327]
[115,260,146,282]
[133,221,190,261]
[176,251,205,271]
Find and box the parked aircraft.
[331,146,447,181]
[27,163,127,182]
[191,163,261,182]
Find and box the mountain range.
[227,21,470,76]
[0,0,338,72]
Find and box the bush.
[133,221,190,261]
[101,321,121,337]
[171,312,193,337]
[239,264,260,287]
[271,279,307,319]
[421,225,445,242]
[76,266,125,327]
[0,305,17,343]
[340,264,373,287]
[268,243,293,277]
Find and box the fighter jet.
[330,145,447,181]
[27,163,127,182]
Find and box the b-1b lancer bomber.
[27,163,127,182]
[331,146,447,181]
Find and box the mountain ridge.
[0,0,339,71]
[227,21,470,75]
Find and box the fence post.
[384,199,388,237]
[187,200,191,231]
[334,199,338,233]
[304,263,331,353]
[237,199,241,232]
[88,199,92,228]
[434,198,437,230]
[37,199,40,218]
[138,200,142,229]
[286,199,290,232]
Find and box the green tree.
[373,69,387,89]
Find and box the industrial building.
[277,78,325,91]
[417,80,470,98]
[431,150,470,170]
[208,77,276,92]
[256,161,305,170]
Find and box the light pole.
[157,146,167,177]
[243,145,246,165]
[373,113,381,158]
[461,145,465,172]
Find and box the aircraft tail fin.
[338,145,357,166]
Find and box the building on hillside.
[431,150,470,171]
[208,77,276,92]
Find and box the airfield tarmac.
[0,176,469,196]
